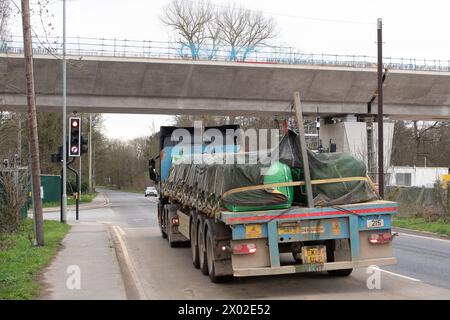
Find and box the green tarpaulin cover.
[162,130,378,214]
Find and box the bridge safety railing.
[1,35,449,72]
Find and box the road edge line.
[375,267,421,282]
[106,223,147,300]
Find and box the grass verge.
[42,192,98,208]
[392,216,450,237]
[0,219,70,299]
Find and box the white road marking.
[373,267,421,282]
[398,232,450,243]
[112,225,147,299]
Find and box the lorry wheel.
[198,223,209,275]
[190,218,200,268]
[206,228,233,283]
[159,205,167,239]
[327,269,353,277]
[292,252,302,263]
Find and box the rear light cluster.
[368,232,396,244]
[232,243,257,255]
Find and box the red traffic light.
[69,117,81,157]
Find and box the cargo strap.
[222,176,377,198]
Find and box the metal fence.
[1,35,449,72]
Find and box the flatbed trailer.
[159,199,397,282]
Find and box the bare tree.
[217,4,277,60]
[0,169,28,233]
[0,112,22,162]
[161,1,277,61]
[161,0,215,59]
[205,10,221,60]
[391,120,450,167]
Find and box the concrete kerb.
[105,223,148,300]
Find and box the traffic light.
[69,117,81,157]
[81,136,88,155]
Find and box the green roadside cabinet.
[40,174,61,204]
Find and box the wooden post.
[293,91,314,208]
[21,0,44,245]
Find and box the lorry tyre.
[198,219,209,275]
[206,228,233,283]
[159,205,167,239]
[292,252,302,263]
[190,214,200,268]
[327,269,353,277]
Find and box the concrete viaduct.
[0,53,449,120]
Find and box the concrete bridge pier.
[319,116,394,181]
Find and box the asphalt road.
[46,189,450,299]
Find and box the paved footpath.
[39,221,127,300]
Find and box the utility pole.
[62,0,68,223]
[93,141,96,190]
[377,18,384,198]
[89,113,93,192]
[17,114,22,166]
[366,118,376,180]
[21,0,44,245]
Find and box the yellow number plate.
[278,225,301,235]
[246,224,262,238]
[301,245,327,264]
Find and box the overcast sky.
[9,0,450,140]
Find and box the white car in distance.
[145,186,158,197]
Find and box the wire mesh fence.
[1,35,449,72]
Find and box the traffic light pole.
[67,163,80,221]
[60,156,74,222]
[59,156,80,222]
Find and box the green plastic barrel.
[263,161,294,205]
